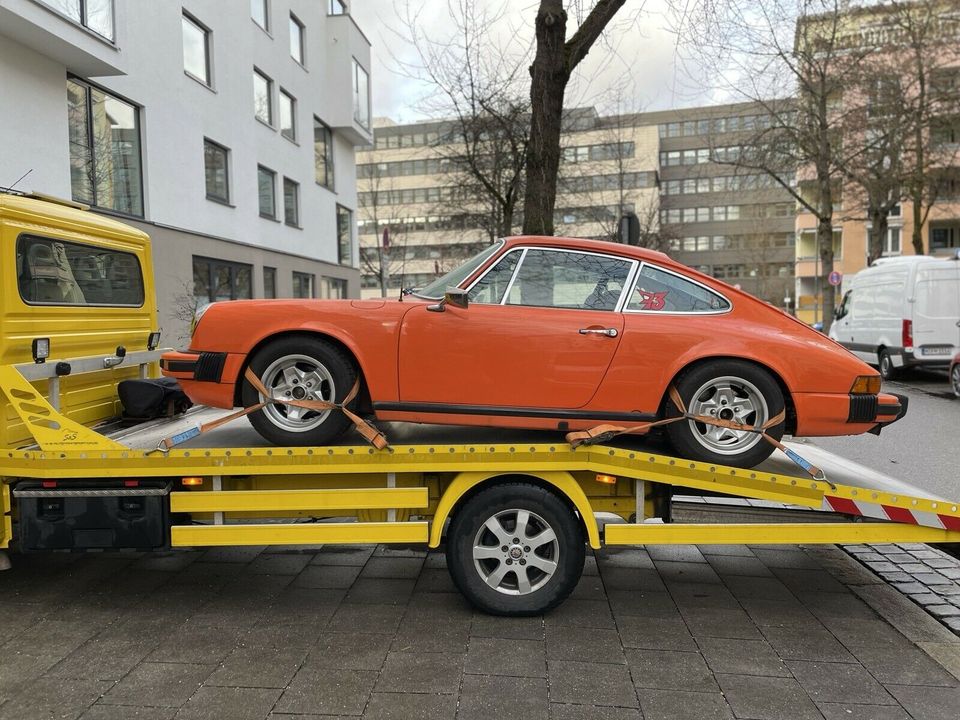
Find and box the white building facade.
[0,0,371,341]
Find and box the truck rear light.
[41,480,57,489]
[902,319,913,352]
[181,477,204,487]
[595,473,617,485]
[123,480,140,488]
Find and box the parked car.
[162,236,906,467]
[829,255,960,380]
[951,352,960,398]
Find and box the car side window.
[504,249,632,310]
[627,264,729,313]
[468,250,521,304]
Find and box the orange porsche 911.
[161,236,906,467]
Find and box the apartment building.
[0,0,371,341]
[357,103,796,307]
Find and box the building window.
[203,139,230,203]
[337,205,353,265]
[293,271,315,298]
[352,59,370,129]
[253,69,273,125]
[263,266,276,298]
[66,78,143,216]
[43,0,114,40]
[258,165,276,219]
[329,0,347,15]
[883,227,902,257]
[251,0,268,31]
[289,14,304,64]
[314,117,334,189]
[320,276,347,298]
[193,256,252,304]
[283,178,299,226]
[279,89,296,141]
[182,13,211,86]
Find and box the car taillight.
[902,319,913,352]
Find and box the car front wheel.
[664,360,785,468]
[241,336,356,446]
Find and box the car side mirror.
[426,287,469,313]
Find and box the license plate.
[921,346,952,356]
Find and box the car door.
[397,247,633,409]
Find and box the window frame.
[257,165,277,219]
[263,266,277,298]
[181,11,212,87]
[329,0,347,15]
[193,255,253,304]
[279,88,296,141]
[352,58,370,129]
[253,68,273,126]
[336,204,353,265]
[292,270,316,298]
[203,138,230,204]
[42,0,115,41]
[289,13,305,65]
[251,0,269,32]
[624,262,733,316]
[283,177,300,227]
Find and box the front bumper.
[160,350,228,382]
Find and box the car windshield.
[412,240,504,299]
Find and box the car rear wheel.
[241,336,356,446]
[951,364,960,399]
[878,349,898,381]
[665,360,784,468]
[446,483,585,616]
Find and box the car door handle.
[579,327,618,337]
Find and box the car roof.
[501,235,676,266]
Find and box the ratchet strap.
[154,368,389,452]
[567,385,826,482]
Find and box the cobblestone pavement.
[2,542,960,719]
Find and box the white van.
[830,255,960,379]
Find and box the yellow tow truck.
[2,191,959,615]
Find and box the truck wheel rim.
[953,366,960,398]
[472,509,559,596]
[259,354,335,432]
[687,376,768,456]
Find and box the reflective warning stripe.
[823,495,948,530]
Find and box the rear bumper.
[793,391,907,437]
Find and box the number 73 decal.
[634,290,668,311]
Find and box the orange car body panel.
[164,235,902,439]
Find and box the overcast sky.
[349,0,719,124]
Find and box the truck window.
[16,234,144,307]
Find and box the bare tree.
[523,0,629,236]
[357,164,410,297]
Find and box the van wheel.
[446,483,585,616]
[951,365,960,399]
[878,349,898,381]
[241,336,356,446]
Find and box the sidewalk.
[1,541,959,720]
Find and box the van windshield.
[16,235,145,307]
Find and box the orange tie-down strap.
[155,368,389,452]
[566,385,827,482]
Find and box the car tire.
[951,365,960,399]
[446,482,585,616]
[664,360,784,468]
[878,349,898,381]
[241,336,356,446]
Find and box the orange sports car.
[161,236,906,467]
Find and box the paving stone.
[292,564,362,589]
[359,557,424,579]
[1,618,101,658]
[787,660,895,705]
[375,652,463,694]
[303,632,393,671]
[705,554,773,577]
[817,703,910,720]
[697,544,755,557]
[646,545,706,563]
[101,662,215,707]
[199,547,263,563]
[922,558,957,570]
[372,545,427,559]
[916,642,960,683]
[864,561,899,573]
[774,568,849,593]
[393,616,470,654]
[900,563,931,573]
[933,584,960,597]
[0,677,112,720]
[246,553,312,576]
[606,590,679,619]
[148,623,245,664]
[625,648,716,692]
[883,552,916,563]
[328,603,405,634]
[582,554,600,576]
[548,660,638,707]
[596,548,656,569]
[80,705,178,720]
[716,674,822,720]
[886,684,960,720]
[678,604,763,640]
[655,561,722,585]
[638,689,733,720]
[207,644,308,688]
[851,552,885,562]
[601,567,667,592]
[892,581,928,594]
[174,686,282,720]
[568,573,606,601]
[47,636,157,681]
[913,572,952,585]
[544,599,615,630]
[849,584,958,645]
[667,582,739,609]
[907,592,945,604]
[759,624,854,662]
[465,636,546,677]
[310,546,375,566]
[752,548,823,570]
[849,641,960,686]
[938,567,960,580]
[412,568,457,593]
[273,667,377,716]
[471,614,544,640]
[616,614,697,652]
[362,691,458,720]
[546,625,624,664]
[343,578,416,605]
[879,571,913,583]
[928,604,960,618]
[697,637,790,677]
[458,674,548,720]
[724,575,797,603]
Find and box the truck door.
[913,264,960,361]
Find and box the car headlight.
[191,302,214,337]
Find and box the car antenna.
[6,168,32,191]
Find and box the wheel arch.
[232,330,370,410]
[429,471,601,550]
[660,355,797,435]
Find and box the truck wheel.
[878,349,898,381]
[242,336,356,446]
[446,483,585,616]
[665,360,784,468]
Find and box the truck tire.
[446,482,585,616]
[665,360,784,468]
[878,349,898,381]
[242,336,356,446]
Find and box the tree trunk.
[523,0,568,236]
[866,204,888,266]
[911,122,926,255]
[817,160,836,334]
[911,191,924,255]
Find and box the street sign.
[828,270,842,286]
